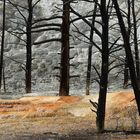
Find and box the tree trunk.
[96,0,109,133]
[0,0,6,91]
[59,0,70,96]
[123,0,131,88]
[26,0,33,93]
[113,0,140,115]
[3,62,6,93]
[123,58,129,88]
[86,2,97,95]
[132,0,140,79]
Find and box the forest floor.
[0,89,140,140]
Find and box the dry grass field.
[0,90,140,139]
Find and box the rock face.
[0,1,140,95]
[0,0,98,94]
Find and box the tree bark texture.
[0,0,6,90]
[26,0,33,93]
[59,0,70,96]
[132,0,140,79]
[86,2,97,95]
[96,0,109,133]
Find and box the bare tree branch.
[33,38,61,45]
[7,0,27,23]
[32,0,41,8]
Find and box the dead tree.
[0,0,6,91]
[7,0,62,93]
[113,0,140,115]
[33,1,71,96]
[25,0,33,93]
[59,0,70,96]
[85,2,98,95]
[96,0,110,133]
[132,0,140,80]
[7,0,41,93]
[123,0,131,88]
[70,0,114,132]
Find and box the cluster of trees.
[1,0,140,133]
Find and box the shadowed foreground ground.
[0,90,140,140]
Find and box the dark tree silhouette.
[7,0,42,93]
[70,0,120,132]
[25,0,33,93]
[96,0,109,132]
[123,0,131,88]
[113,0,140,115]
[85,2,97,95]
[132,0,140,80]
[0,0,6,91]
[59,0,70,96]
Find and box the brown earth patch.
[0,90,140,140]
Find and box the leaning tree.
[113,0,140,114]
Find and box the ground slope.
[0,90,140,139]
